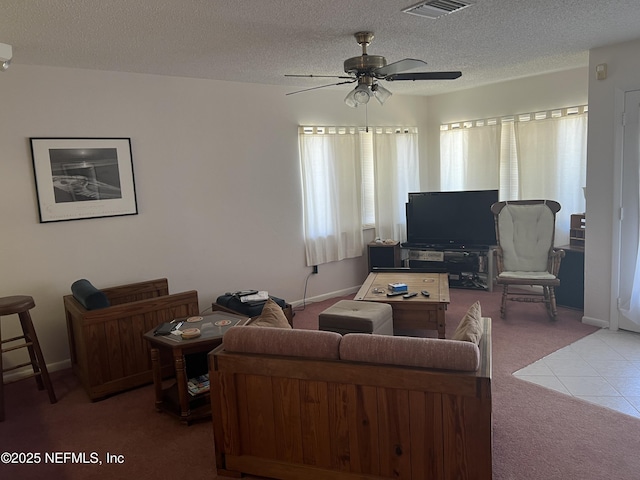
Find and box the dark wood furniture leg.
[173,351,191,423]
[436,305,446,339]
[150,347,163,411]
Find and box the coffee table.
[143,311,248,424]
[354,272,450,338]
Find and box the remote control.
[403,292,418,298]
[386,291,405,297]
[421,290,430,297]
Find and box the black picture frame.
[30,137,138,223]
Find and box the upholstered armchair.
[491,200,565,319]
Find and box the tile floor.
[514,328,640,418]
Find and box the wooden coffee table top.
[355,272,450,305]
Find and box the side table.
[367,241,402,271]
[143,311,248,424]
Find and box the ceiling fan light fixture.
[353,83,371,104]
[372,83,392,105]
[345,83,371,107]
[344,89,358,108]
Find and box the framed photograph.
[30,137,138,223]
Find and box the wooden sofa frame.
[64,278,199,400]
[209,318,492,480]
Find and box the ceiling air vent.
[403,0,473,19]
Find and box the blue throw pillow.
[71,279,111,310]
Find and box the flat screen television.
[404,189,498,249]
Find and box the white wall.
[0,64,427,369]
[585,37,640,328]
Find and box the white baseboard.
[582,315,609,329]
[3,359,71,383]
[291,286,360,308]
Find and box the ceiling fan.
[286,31,462,107]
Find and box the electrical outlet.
[312,265,318,274]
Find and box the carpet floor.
[1,287,639,479]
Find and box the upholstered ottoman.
[319,300,393,335]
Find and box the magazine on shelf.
[187,374,210,396]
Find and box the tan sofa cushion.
[247,297,291,329]
[223,326,341,359]
[339,334,480,372]
[452,301,483,345]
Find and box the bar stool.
[0,295,57,421]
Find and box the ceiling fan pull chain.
[365,103,369,132]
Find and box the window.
[440,106,587,245]
[299,126,419,266]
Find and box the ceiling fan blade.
[286,79,357,96]
[373,59,428,77]
[385,71,462,81]
[285,74,355,79]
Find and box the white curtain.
[440,108,588,246]
[373,127,420,242]
[514,111,588,246]
[299,127,363,266]
[499,120,519,200]
[440,123,500,191]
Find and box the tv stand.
[402,246,495,291]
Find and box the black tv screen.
[405,190,498,249]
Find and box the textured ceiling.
[2,0,640,97]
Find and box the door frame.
[611,88,640,332]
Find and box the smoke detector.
[403,0,473,19]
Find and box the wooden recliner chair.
[491,200,565,319]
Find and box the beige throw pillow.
[452,301,483,345]
[249,298,292,329]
